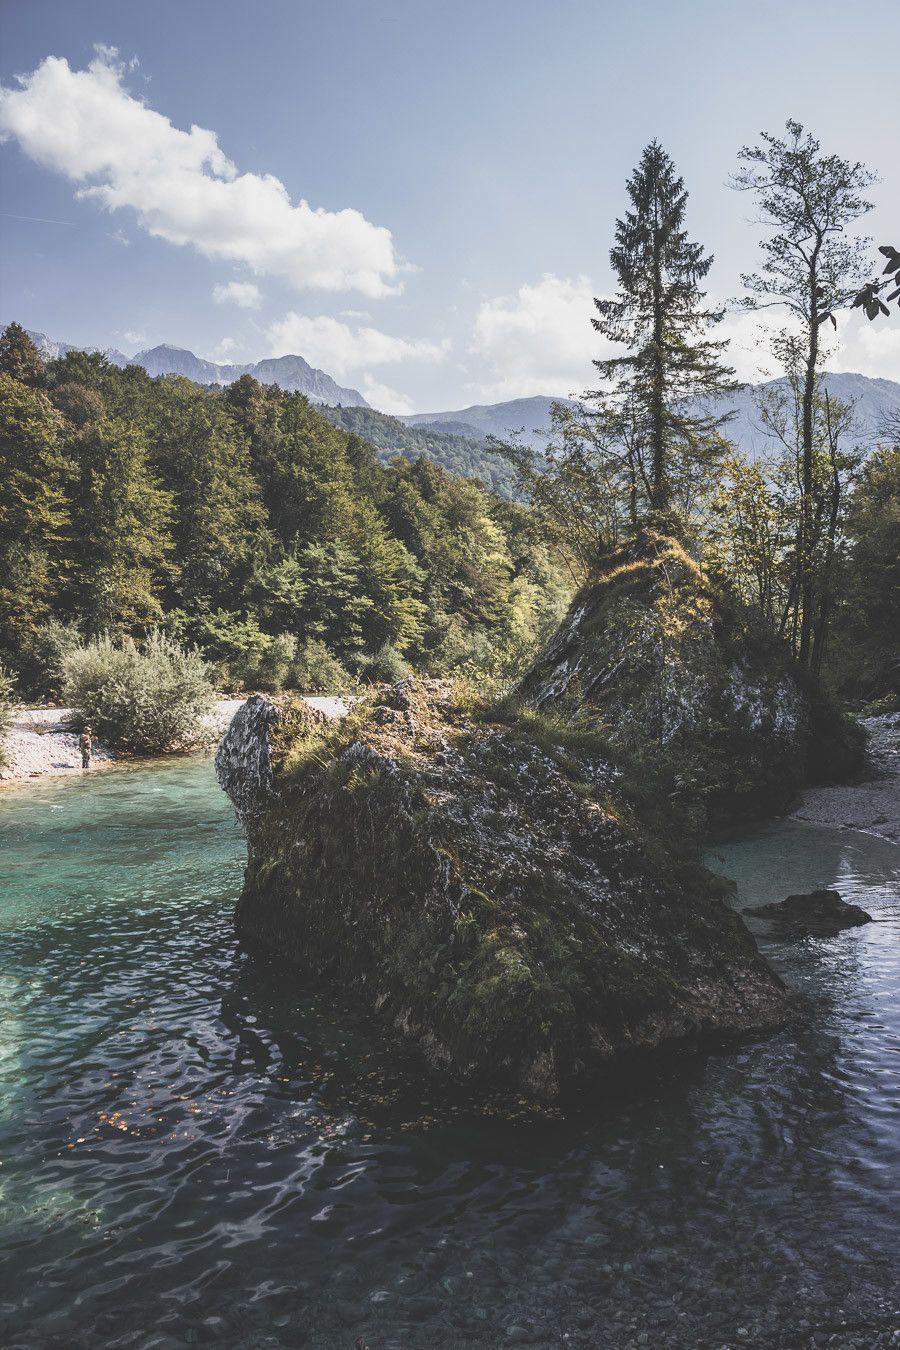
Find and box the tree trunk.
[810,395,842,677]
[798,243,822,668]
[650,206,667,515]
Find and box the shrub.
[357,643,410,685]
[180,609,268,690]
[289,639,351,694]
[252,633,297,692]
[62,631,215,754]
[0,665,14,768]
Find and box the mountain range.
[19,326,900,467]
[23,329,368,408]
[401,375,900,452]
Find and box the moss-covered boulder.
[518,531,863,824]
[216,680,788,1100]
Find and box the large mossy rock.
[216,680,788,1100]
[518,531,863,824]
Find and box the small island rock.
[216,681,789,1099]
[746,889,873,936]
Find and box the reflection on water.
[0,761,898,1348]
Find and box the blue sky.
[1,0,898,413]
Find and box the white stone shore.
[0,695,350,786]
[788,713,900,843]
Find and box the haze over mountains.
[404,375,900,452]
[21,326,900,460]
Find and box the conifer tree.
[592,141,738,519]
[0,322,45,387]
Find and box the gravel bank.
[0,695,351,787]
[789,713,900,842]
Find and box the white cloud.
[213,280,261,309]
[717,306,900,384]
[212,337,238,359]
[267,311,449,378]
[0,47,404,297]
[108,227,130,246]
[715,308,799,384]
[467,274,900,403]
[469,273,616,400]
[120,330,146,347]
[362,376,415,416]
[829,310,900,382]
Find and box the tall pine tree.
[592,141,738,519]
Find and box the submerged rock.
[518,531,864,825]
[746,889,873,936]
[216,681,789,1099]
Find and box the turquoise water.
[0,758,898,1349]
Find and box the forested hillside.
[320,403,516,494]
[0,324,569,697]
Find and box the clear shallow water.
[0,760,898,1350]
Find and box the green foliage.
[732,120,876,669]
[290,639,352,694]
[705,373,862,668]
[0,339,570,698]
[178,608,268,686]
[71,416,173,633]
[591,140,738,519]
[62,631,215,753]
[251,633,297,692]
[0,323,44,387]
[0,372,72,662]
[829,444,900,702]
[321,403,516,496]
[358,643,410,685]
[0,664,14,769]
[17,618,83,702]
[149,378,267,611]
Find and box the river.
[0,756,898,1349]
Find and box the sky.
[0,0,898,414]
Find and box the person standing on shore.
[79,725,93,770]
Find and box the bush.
[182,613,305,692]
[357,643,410,685]
[179,609,268,690]
[252,633,297,692]
[289,639,351,694]
[62,631,215,754]
[0,665,14,768]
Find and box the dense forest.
[0,324,569,698]
[320,403,516,496]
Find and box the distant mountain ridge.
[402,396,562,446]
[403,376,900,453]
[23,329,368,408]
